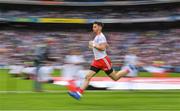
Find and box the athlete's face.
[92,24,102,33]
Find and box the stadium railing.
[0,0,179,6]
[0,16,180,24]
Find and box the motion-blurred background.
[0,0,180,110]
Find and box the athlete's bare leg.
[109,69,129,81]
[80,69,128,90]
[68,68,129,100]
[80,70,96,90]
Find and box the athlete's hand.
[89,41,94,49]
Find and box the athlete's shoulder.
[98,33,106,40]
[100,32,106,37]
[94,33,107,43]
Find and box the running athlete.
[68,22,132,100]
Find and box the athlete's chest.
[93,36,101,43]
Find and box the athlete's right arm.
[89,41,108,51]
[88,41,94,49]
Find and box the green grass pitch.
[0,69,180,111]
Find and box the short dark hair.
[93,21,104,28]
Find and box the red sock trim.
[77,88,84,94]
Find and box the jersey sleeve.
[98,35,107,44]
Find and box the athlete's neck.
[96,31,102,36]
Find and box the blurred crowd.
[0,29,179,67]
[38,0,126,1]
[0,6,179,19]
[35,0,158,1]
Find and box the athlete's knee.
[110,76,118,81]
[113,77,121,81]
[109,74,121,81]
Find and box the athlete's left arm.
[94,42,108,51]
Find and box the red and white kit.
[91,33,112,72]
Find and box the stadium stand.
[0,0,179,72]
[0,6,179,19]
[0,29,179,67]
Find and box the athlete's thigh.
[107,70,116,80]
[86,70,97,78]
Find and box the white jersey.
[93,33,107,60]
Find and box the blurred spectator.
[0,29,179,67]
[0,6,179,19]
